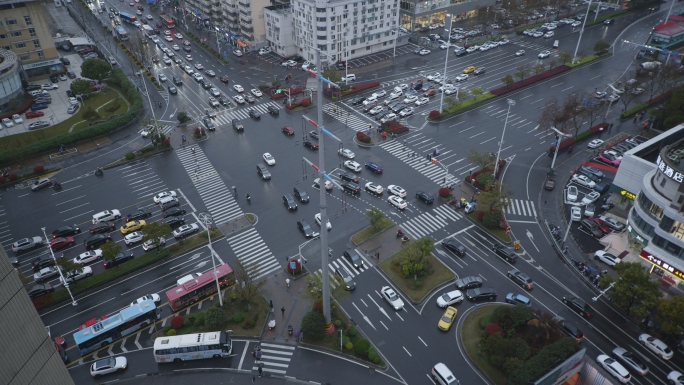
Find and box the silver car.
[12,236,44,253]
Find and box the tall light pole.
[550,126,572,172]
[198,212,223,307]
[494,99,515,178]
[438,14,453,114]
[41,227,77,306]
[572,0,593,64]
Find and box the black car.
[66,90,74,97]
[375,112,390,122]
[32,254,59,271]
[219,97,230,106]
[558,319,584,341]
[343,248,365,269]
[203,118,216,131]
[168,85,177,95]
[89,222,115,234]
[84,234,112,250]
[297,219,317,238]
[603,18,615,25]
[28,284,54,299]
[578,165,604,181]
[163,207,187,218]
[103,252,134,268]
[351,96,366,106]
[414,82,423,91]
[492,243,518,262]
[248,109,261,120]
[257,164,271,180]
[562,295,594,318]
[507,269,534,290]
[232,119,244,132]
[283,194,298,210]
[363,104,375,113]
[26,84,42,91]
[335,61,347,70]
[201,79,212,89]
[267,105,279,115]
[50,74,59,83]
[580,219,603,238]
[160,216,185,228]
[173,76,183,85]
[126,209,152,222]
[290,55,304,62]
[473,67,486,75]
[466,287,497,301]
[594,181,610,194]
[392,104,406,114]
[303,141,319,150]
[415,191,434,203]
[294,187,309,203]
[342,183,361,195]
[340,173,360,184]
[455,276,483,290]
[52,225,81,238]
[220,76,229,84]
[442,238,466,256]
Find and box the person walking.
[281,306,285,317]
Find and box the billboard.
[534,348,586,385]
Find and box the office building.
[399,0,496,32]
[264,4,297,57]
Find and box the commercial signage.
[639,249,684,280]
[627,224,648,246]
[656,155,684,183]
[620,189,637,200]
[22,59,61,70]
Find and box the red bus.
[160,14,175,29]
[165,264,234,311]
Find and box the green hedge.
[427,93,495,120]
[621,103,649,119]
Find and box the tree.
[401,239,429,279]
[70,78,92,96]
[662,84,684,129]
[660,63,684,90]
[233,261,266,309]
[55,257,79,285]
[501,74,514,87]
[204,306,225,329]
[593,40,610,55]
[323,66,341,87]
[101,241,122,264]
[558,51,573,64]
[514,64,531,81]
[467,147,496,171]
[81,58,111,81]
[301,310,326,341]
[141,222,171,251]
[177,111,191,124]
[561,92,585,137]
[443,96,458,108]
[533,63,545,75]
[537,97,560,131]
[413,237,435,260]
[599,262,661,317]
[582,94,609,128]
[656,296,684,335]
[548,59,557,70]
[470,87,484,98]
[128,36,152,68]
[366,207,385,231]
[478,182,512,213]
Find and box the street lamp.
[41,227,77,306]
[549,126,572,172]
[493,99,515,178]
[438,14,453,114]
[198,212,223,307]
[572,0,593,64]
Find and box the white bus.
[141,24,154,38]
[153,330,233,363]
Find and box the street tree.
[501,74,514,87]
[533,63,545,75]
[366,207,385,232]
[558,51,573,64]
[561,92,585,137]
[537,97,561,131]
[55,257,79,285]
[642,70,663,102]
[81,58,111,81]
[548,59,557,70]
[470,87,484,98]
[593,40,610,55]
[443,96,458,108]
[582,95,609,128]
[70,79,92,96]
[233,261,266,309]
[303,270,349,302]
[100,241,122,264]
[662,84,684,129]
[323,66,341,87]
[599,262,661,318]
[401,240,428,280]
[656,296,684,336]
[478,182,512,213]
[141,222,172,251]
[467,147,496,171]
[127,36,152,69]
[177,111,191,124]
[514,64,531,81]
[204,306,225,329]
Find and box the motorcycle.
[447,198,459,206]
[288,324,293,336]
[601,203,614,210]
[401,236,410,244]
[52,183,62,191]
[396,230,404,238]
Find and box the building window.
[28,28,35,36]
[2,46,10,50]
[24,15,32,25]
[37,50,43,58]
[20,54,31,60]
[316,7,326,12]
[33,39,40,48]
[14,42,26,49]
[631,209,655,238]
[6,19,17,25]
[317,26,327,31]
[10,31,22,37]
[638,192,664,221]
[0,34,6,39]
[660,177,666,187]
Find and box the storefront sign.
[21,59,61,70]
[656,155,684,183]
[620,189,637,200]
[627,224,648,245]
[639,249,684,280]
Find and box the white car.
[363,95,378,105]
[387,185,407,197]
[185,55,193,61]
[192,73,203,82]
[174,33,183,39]
[233,84,244,92]
[205,70,215,77]
[444,88,458,95]
[436,290,464,307]
[90,356,128,378]
[439,43,451,49]
[142,237,165,252]
[668,372,684,385]
[34,266,59,282]
[515,50,526,56]
[381,286,404,310]
[251,89,262,97]
[61,266,93,284]
[158,74,167,82]
[544,31,555,38]
[604,150,623,160]
[258,47,271,55]
[314,178,333,190]
[124,231,144,245]
[396,84,409,91]
[314,213,332,230]
[209,88,220,97]
[173,223,200,238]
[587,139,604,149]
[582,191,601,205]
[388,195,408,210]
[566,186,578,202]
[638,334,673,360]
[369,105,384,115]
[282,60,297,67]
[572,174,596,188]
[455,74,469,82]
[607,94,620,103]
[404,95,418,104]
[538,50,551,59]
[400,107,414,117]
[41,83,58,90]
[419,49,431,55]
[466,46,479,53]
[67,97,79,105]
[263,152,276,165]
[233,95,245,104]
[584,203,595,217]
[597,355,631,383]
[365,182,384,194]
[74,250,103,265]
[12,114,23,124]
[208,97,220,108]
[344,160,362,172]
[599,216,626,231]
[426,72,441,81]
[338,148,355,159]
[380,113,397,123]
[184,66,194,75]
[131,294,161,306]
[2,118,14,128]
[373,90,387,98]
[172,44,180,51]
[415,97,429,106]
[11,236,44,252]
[594,250,620,267]
[165,35,173,42]
[153,191,177,203]
[570,206,582,221]
[389,90,402,99]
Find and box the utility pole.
[438,14,453,114]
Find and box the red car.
[220,76,229,84]
[79,315,108,330]
[597,152,620,167]
[141,19,148,24]
[156,22,163,28]
[588,217,611,234]
[137,5,144,10]
[282,126,295,135]
[26,111,44,119]
[50,236,75,251]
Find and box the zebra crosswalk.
[503,198,537,217]
[321,103,373,132]
[313,254,370,289]
[402,209,458,239]
[378,140,460,185]
[211,101,283,126]
[251,343,295,375]
[226,228,281,280]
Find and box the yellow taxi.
[463,66,475,74]
[438,306,458,331]
[120,220,147,234]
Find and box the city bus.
[114,26,129,41]
[73,299,160,355]
[119,12,137,24]
[165,264,234,312]
[153,330,233,363]
[160,14,175,29]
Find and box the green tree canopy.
[501,74,514,87]
[366,207,385,231]
[656,296,684,335]
[81,58,111,81]
[141,222,171,251]
[100,241,122,263]
[70,78,92,96]
[467,147,496,171]
[593,40,610,54]
[600,262,661,317]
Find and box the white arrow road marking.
[368,293,392,321]
[380,320,389,330]
[352,302,376,330]
[403,346,412,356]
[526,229,539,252]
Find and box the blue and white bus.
[73,299,159,355]
[114,26,129,41]
[119,12,137,24]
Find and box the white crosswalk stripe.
[379,140,460,185]
[321,103,372,132]
[252,343,295,375]
[211,101,282,126]
[401,212,448,238]
[503,198,537,217]
[226,228,281,280]
[313,255,369,286]
[432,205,462,222]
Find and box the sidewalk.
[259,268,312,343]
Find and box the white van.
[553,40,559,49]
[92,209,121,224]
[177,273,202,285]
[431,363,459,385]
[342,74,356,83]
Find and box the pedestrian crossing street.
[322,103,373,132]
[503,198,537,218]
[378,139,460,185]
[252,342,295,375]
[402,205,462,239]
[226,228,281,280]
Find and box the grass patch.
[429,93,495,120]
[468,212,512,243]
[567,53,610,68]
[378,251,455,302]
[351,218,394,245]
[168,295,269,337]
[584,9,629,27]
[168,228,222,254]
[245,214,256,223]
[462,304,508,385]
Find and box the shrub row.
[620,90,672,119]
[269,86,303,99]
[548,122,608,154]
[381,120,409,135]
[324,81,380,98]
[285,97,311,110]
[463,159,507,190]
[491,65,571,96]
[356,131,372,143]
